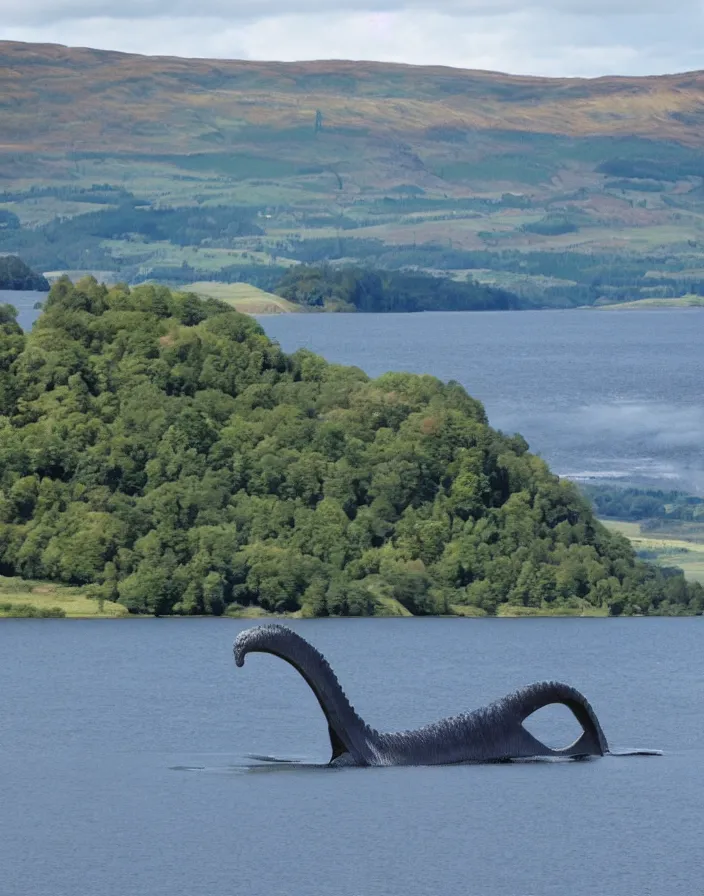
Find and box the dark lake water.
[2,618,703,896]
[259,310,704,493]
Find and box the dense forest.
[0,255,49,291]
[0,279,701,618]
[274,264,524,312]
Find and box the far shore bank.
[9,283,704,324]
[592,295,704,311]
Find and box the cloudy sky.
[1,1,702,78]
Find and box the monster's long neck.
[235,625,379,764]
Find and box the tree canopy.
[0,278,701,618]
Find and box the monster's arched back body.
[233,624,613,767]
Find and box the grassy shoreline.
[0,580,610,620]
[0,576,129,618]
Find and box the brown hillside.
[4,41,704,285]
[2,41,704,155]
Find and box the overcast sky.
[1,1,702,78]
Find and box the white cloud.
[0,1,702,77]
[1,0,698,22]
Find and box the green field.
[186,281,300,314]
[0,577,129,618]
[602,520,704,584]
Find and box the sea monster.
[234,623,656,766]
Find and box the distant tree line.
[286,237,387,264]
[0,184,137,205]
[0,203,263,272]
[273,264,525,312]
[582,485,704,523]
[285,240,704,306]
[46,203,264,247]
[522,215,579,236]
[597,158,704,181]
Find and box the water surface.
[2,618,703,896]
[260,309,704,492]
[0,289,48,331]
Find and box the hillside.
[0,255,50,291]
[0,277,701,617]
[2,42,704,304]
[3,42,704,152]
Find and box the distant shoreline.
[6,285,704,321]
[593,295,704,311]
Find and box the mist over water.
[260,309,704,493]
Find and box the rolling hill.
[2,41,704,304]
[3,41,704,154]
